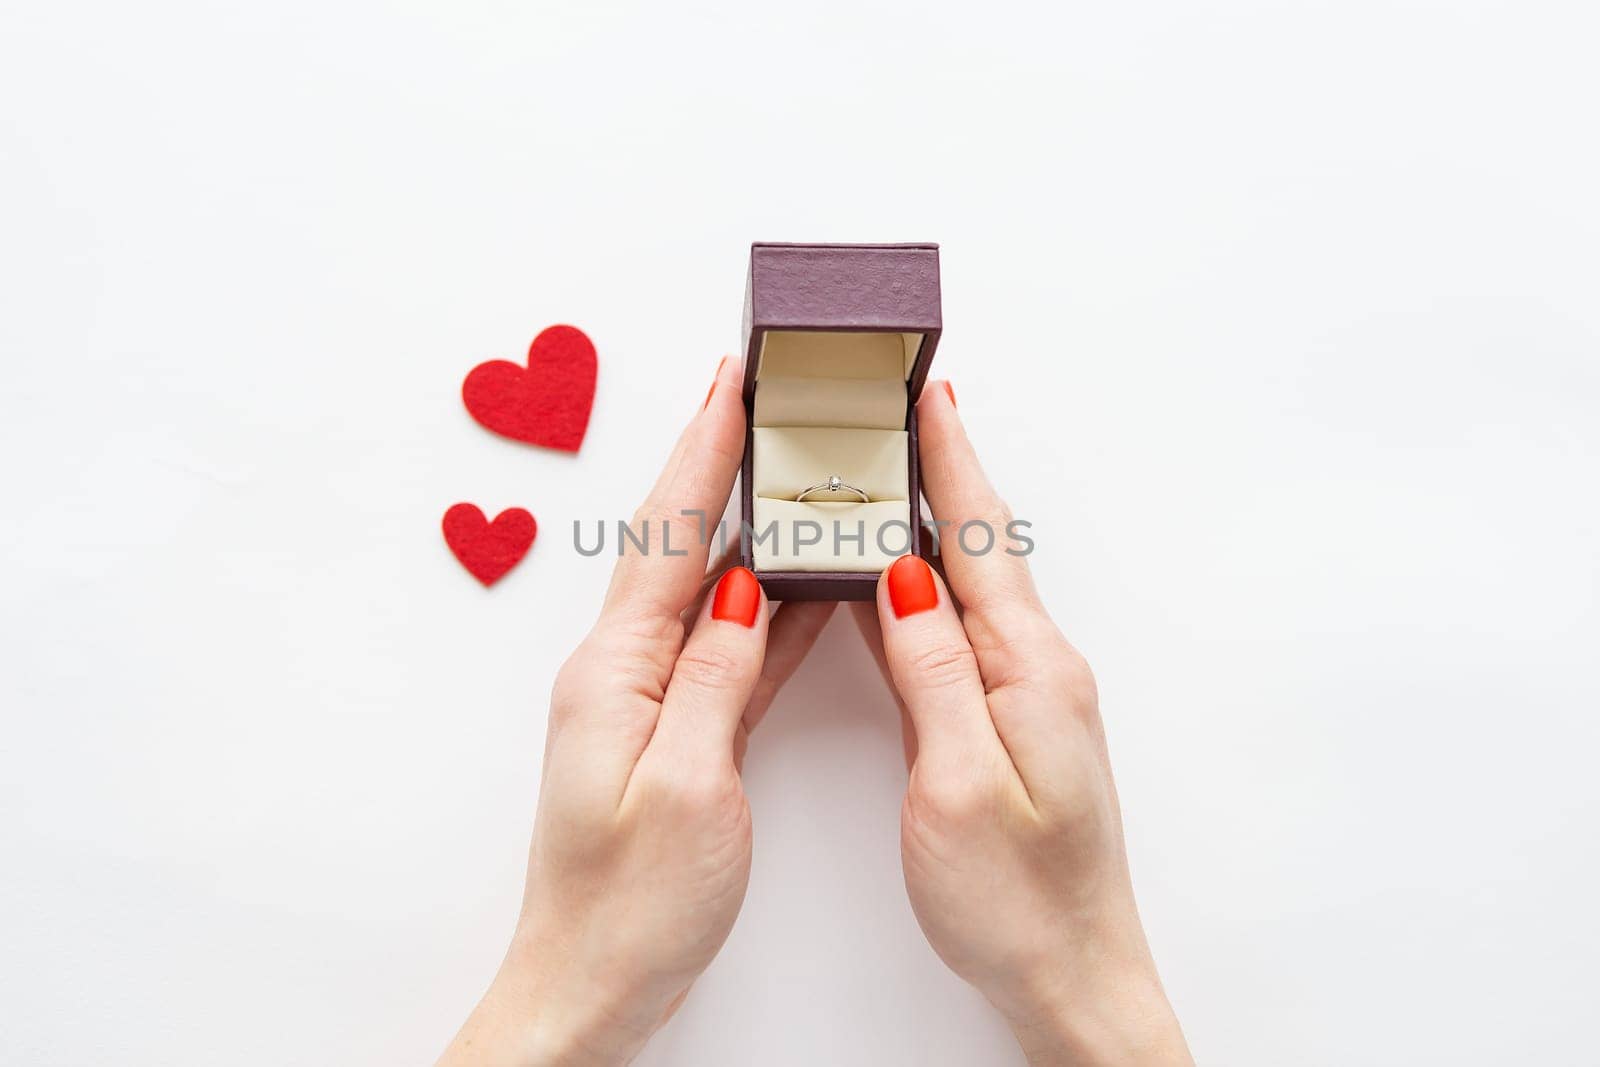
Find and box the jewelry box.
[737,242,943,601]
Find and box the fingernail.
[940,380,956,408]
[886,555,938,618]
[711,566,761,627]
[702,356,730,410]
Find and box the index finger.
[916,381,1067,696]
[916,380,1043,618]
[600,356,747,625]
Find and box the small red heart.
[462,325,597,452]
[442,503,537,586]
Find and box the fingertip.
[915,380,970,475]
[919,377,958,415]
[701,354,745,411]
[701,356,729,410]
[690,353,750,480]
[885,555,939,619]
[710,565,762,628]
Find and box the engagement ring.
[795,475,870,503]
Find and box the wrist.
[439,924,655,1067]
[439,979,633,1067]
[987,904,1191,1067]
[1003,964,1190,1067]
[490,924,657,1067]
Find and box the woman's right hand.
[852,382,1192,1067]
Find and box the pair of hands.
[439,360,1191,1066]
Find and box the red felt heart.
[442,503,537,586]
[462,325,597,452]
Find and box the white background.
[3,2,1598,1064]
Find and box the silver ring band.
[795,474,870,503]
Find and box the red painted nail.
[702,356,730,410]
[711,566,761,627]
[941,380,956,408]
[886,555,938,618]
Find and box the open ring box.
[738,242,942,601]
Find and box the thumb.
[874,556,1006,777]
[647,566,770,770]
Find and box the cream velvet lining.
[753,377,906,429]
[750,331,918,573]
[755,330,922,382]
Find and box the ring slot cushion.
[750,500,913,572]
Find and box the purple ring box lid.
[738,242,943,602]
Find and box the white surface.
[2,2,1598,1064]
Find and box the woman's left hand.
[439,358,834,1066]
